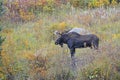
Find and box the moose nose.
[55,42,58,45]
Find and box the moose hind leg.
[93,40,99,50]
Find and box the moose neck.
[62,35,70,44]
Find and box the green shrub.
[0,26,5,80]
[0,26,5,53]
[70,0,90,8]
[0,0,5,16]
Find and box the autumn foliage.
[1,0,119,22]
[0,0,120,80]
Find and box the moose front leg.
[70,48,75,58]
[70,48,77,68]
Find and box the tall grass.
[0,6,120,80]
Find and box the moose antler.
[54,30,61,36]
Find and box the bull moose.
[55,32,99,58]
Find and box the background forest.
[0,0,120,80]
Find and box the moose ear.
[54,30,62,36]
